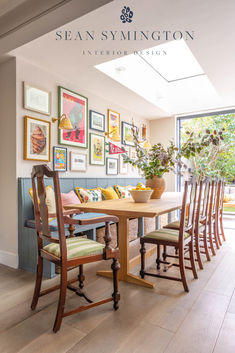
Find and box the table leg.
[96,216,155,288]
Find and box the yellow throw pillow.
[99,187,119,200]
[75,187,102,203]
[114,185,133,199]
[29,185,56,215]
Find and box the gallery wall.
[16,57,149,178]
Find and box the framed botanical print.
[24,116,51,161]
[106,157,118,175]
[89,133,105,165]
[53,146,67,171]
[107,109,120,137]
[24,82,51,116]
[121,121,137,146]
[89,110,105,132]
[129,147,137,159]
[58,86,88,148]
[119,154,128,174]
[70,152,87,172]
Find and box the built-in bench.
[18,177,145,278]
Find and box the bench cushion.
[43,237,104,259]
[25,212,108,234]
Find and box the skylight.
[139,39,205,82]
[95,39,219,114]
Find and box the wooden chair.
[216,179,226,244]
[140,177,198,292]
[30,165,120,333]
[207,179,220,255]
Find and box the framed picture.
[129,147,137,159]
[89,133,105,165]
[24,116,51,161]
[107,109,120,137]
[106,157,118,175]
[53,146,67,171]
[70,152,87,172]
[119,154,128,174]
[58,86,88,149]
[24,82,51,115]
[89,110,105,132]
[121,121,137,146]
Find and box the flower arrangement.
[122,125,185,179]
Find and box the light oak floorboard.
[213,312,235,353]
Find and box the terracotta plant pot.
[146,176,166,199]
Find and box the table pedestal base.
[96,270,155,288]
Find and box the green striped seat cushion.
[164,220,180,229]
[144,228,189,242]
[43,237,104,259]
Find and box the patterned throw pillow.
[29,185,56,214]
[75,187,102,203]
[114,185,133,199]
[99,187,119,200]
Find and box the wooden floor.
[0,215,235,353]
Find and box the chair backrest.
[195,177,210,229]
[179,177,198,246]
[31,164,67,260]
[209,179,219,218]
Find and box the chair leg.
[31,255,43,310]
[78,265,85,289]
[179,246,189,292]
[156,244,161,270]
[195,230,203,270]
[53,266,67,333]
[220,215,226,242]
[208,223,216,256]
[140,241,146,279]
[189,241,198,279]
[111,258,120,310]
[213,222,220,249]
[203,228,211,261]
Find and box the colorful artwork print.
[58,87,88,148]
[89,133,105,165]
[24,116,51,161]
[108,109,120,137]
[106,157,118,175]
[53,147,67,171]
[121,121,137,146]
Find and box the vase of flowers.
[122,125,185,199]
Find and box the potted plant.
[122,126,184,199]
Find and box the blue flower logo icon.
[120,6,133,23]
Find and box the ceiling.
[9,0,235,119]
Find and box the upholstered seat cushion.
[164,220,180,229]
[43,237,105,259]
[144,228,189,242]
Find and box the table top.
[65,192,183,218]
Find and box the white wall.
[16,57,149,178]
[149,116,177,192]
[0,58,18,268]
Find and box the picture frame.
[129,147,137,159]
[121,121,137,146]
[24,82,51,116]
[89,133,105,165]
[89,110,105,132]
[24,116,51,161]
[107,109,120,137]
[119,154,128,174]
[53,146,67,172]
[58,86,88,149]
[70,152,87,172]
[106,157,118,175]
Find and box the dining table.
[65,192,183,288]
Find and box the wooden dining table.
[65,192,183,288]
